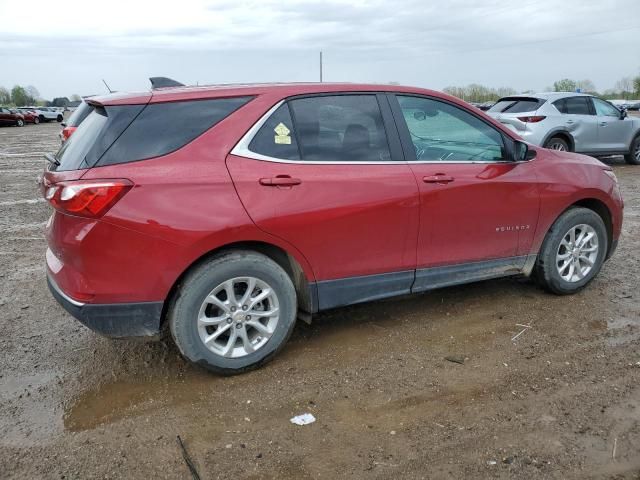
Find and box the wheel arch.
[542,129,575,151]
[569,198,613,258]
[160,240,316,330]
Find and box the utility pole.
[319,51,323,83]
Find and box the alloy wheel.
[556,224,599,282]
[197,277,280,358]
[549,141,566,151]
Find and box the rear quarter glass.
[52,96,253,172]
[97,96,254,167]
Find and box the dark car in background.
[0,107,25,127]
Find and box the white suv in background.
[19,107,63,123]
[487,92,640,165]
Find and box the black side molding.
[149,77,185,89]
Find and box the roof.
[502,92,592,100]
[90,82,446,106]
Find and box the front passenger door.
[389,94,540,291]
[592,97,632,152]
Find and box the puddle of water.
[64,372,217,432]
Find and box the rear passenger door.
[227,94,420,310]
[552,97,599,152]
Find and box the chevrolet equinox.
[43,82,624,374]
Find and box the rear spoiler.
[149,77,185,89]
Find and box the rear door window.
[288,95,392,162]
[558,97,593,115]
[489,98,544,113]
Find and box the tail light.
[45,179,133,218]
[61,126,77,141]
[517,115,546,123]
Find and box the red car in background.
[0,107,25,126]
[11,108,40,124]
[42,81,623,375]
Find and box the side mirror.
[514,140,536,161]
[620,108,627,120]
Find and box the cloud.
[0,0,638,98]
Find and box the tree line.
[0,84,81,107]
[443,74,640,103]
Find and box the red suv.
[43,82,623,374]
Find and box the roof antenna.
[102,79,114,93]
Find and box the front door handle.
[423,174,455,184]
[566,120,575,125]
[599,121,608,127]
[259,175,302,187]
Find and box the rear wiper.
[44,153,60,167]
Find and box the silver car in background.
[487,92,640,165]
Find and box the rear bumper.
[47,274,163,338]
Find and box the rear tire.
[534,207,607,295]
[39,115,45,123]
[544,136,570,151]
[624,135,640,165]
[169,251,297,375]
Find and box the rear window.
[52,96,253,171]
[66,101,93,127]
[489,97,545,113]
[553,97,592,115]
[98,96,253,167]
[52,104,144,171]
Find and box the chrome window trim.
[230,98,518,166]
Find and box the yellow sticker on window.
[274,135,292,144]
[274,122,291,144]
[274,122,290,136]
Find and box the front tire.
[33,116,40,125]
[16,119,24,127]
[56,115,63,122]
[169,251,297,375]
[534,207,607,295]
[625,135,640,165]
[544,136,570,151]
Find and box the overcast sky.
[1,0,639,99]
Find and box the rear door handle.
[599,121,608,127]
[423,174,455,184]
[259,175,302,187]
[566,120,574,124]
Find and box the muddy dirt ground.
[0,120,639,480]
